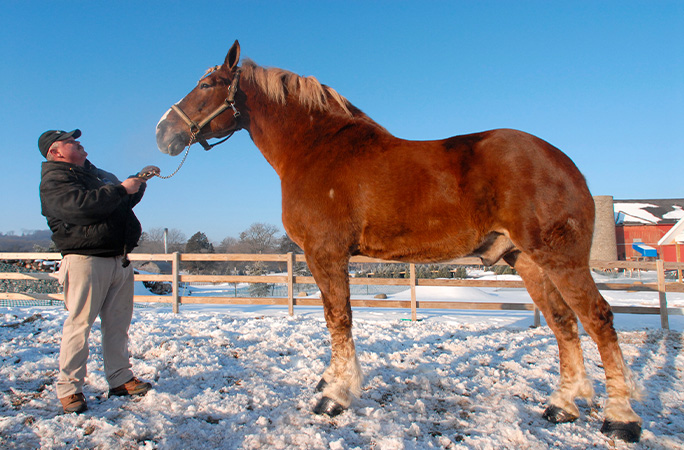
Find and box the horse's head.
[156,40,243,156]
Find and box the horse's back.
[351,128,594,262]
[281,125,594,264]
[358,127,593,227]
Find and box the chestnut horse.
[156,41,642,442]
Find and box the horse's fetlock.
[549,391,580,419]
[576,378,595,400]
[321,381,353,408]
[604,398,641,424]
[621,365,643,401]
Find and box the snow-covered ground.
[1,271,683,449]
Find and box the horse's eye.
[200,83,211,89]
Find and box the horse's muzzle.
[156,116,189,156]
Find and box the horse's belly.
[357,223,479,263]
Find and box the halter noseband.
[171,68,242,151]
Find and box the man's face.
[50,137,88,166]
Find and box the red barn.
[614,199,684,262]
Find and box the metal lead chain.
[152,133,195,180]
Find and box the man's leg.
[99,256,135,389]
[56,255,111,398]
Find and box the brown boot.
[60,393,88,414]
[109,377,152,397]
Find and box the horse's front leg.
[306,253,363,416]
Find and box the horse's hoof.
[542,405,578,424]
[313,396,345,417]
[600,420,641,443]
[315,378,327,393]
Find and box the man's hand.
[121,177,144,194]
[137,165,161,180]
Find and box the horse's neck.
[245,87,368,176]
[246,105,298,175]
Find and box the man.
[38,129,159,414]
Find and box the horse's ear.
[224,40,240,71]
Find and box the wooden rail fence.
[1,252,683,329]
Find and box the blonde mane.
[240,59,352,117]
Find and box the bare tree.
[239,223,280,254]
[216,236,239,253]
[278,233,303,254]
[136,227,186,253]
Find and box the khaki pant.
[56,254,135,398]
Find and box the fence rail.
[1,252,683,329]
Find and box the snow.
[614,202,684,225]
[614,203,662,224]
[663,206,684,221]
[2,271,683,449]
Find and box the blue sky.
[2,1,682,243]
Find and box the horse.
[156,40,642,443]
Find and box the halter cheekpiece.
[171,67,242,151]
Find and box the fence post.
[410,263,417,321]
[172,251,180,314]
[677,243,682,283]
[656,259,669,329]
[287,252,294,316]
[533,307,541,328]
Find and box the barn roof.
[658,216,684,245]
[613,198,684,225]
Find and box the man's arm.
[40,171,129,225]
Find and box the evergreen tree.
[436,265,452,278]
[185,231,215,273]
[246,261,272,297]
[452,266,468,279]
[186,232,214,253]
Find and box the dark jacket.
[40,159,146,257]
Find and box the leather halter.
[171,68,242,150]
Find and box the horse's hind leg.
[543,263,642,442]
[507,252,594,422]
[305,252,362,416]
